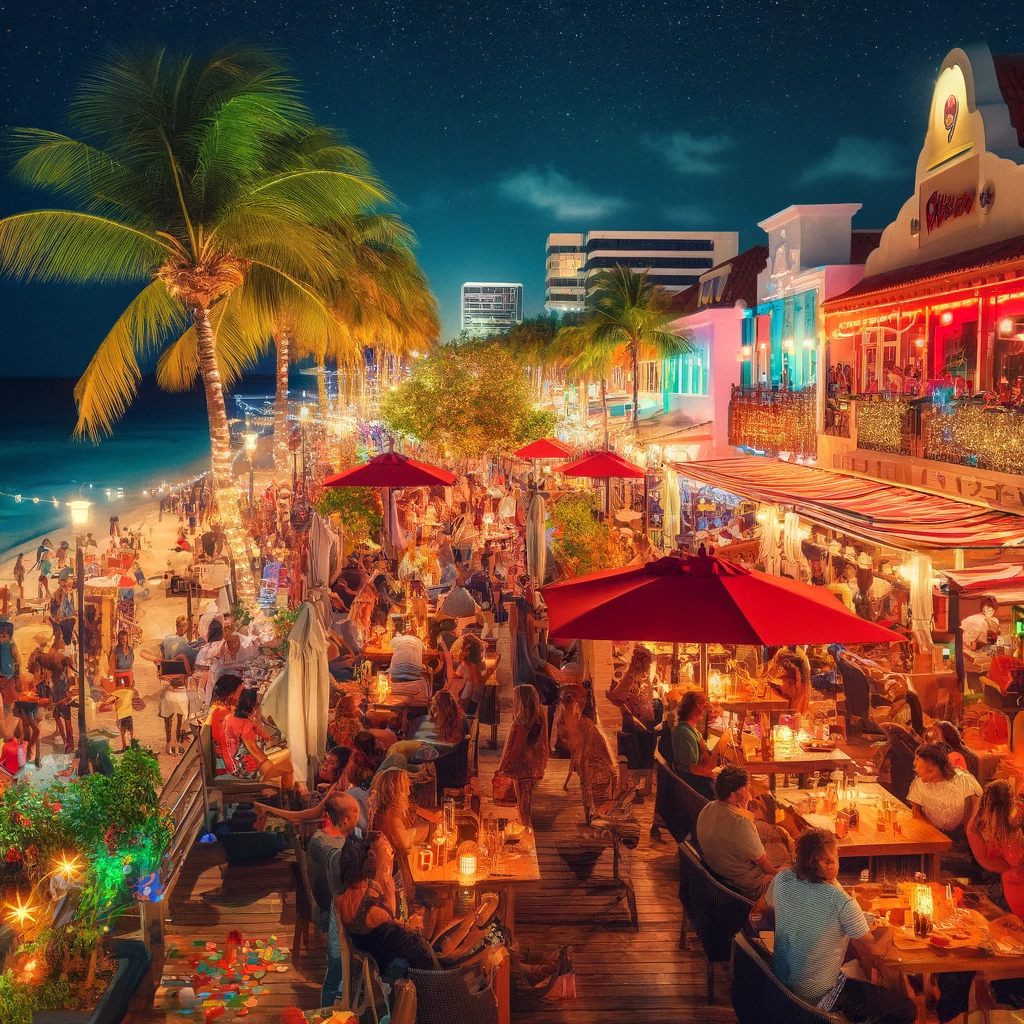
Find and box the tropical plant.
[0,45,388,599]
[556,265,694,432]
[380,341,556,459]
[548,491,628,578]
[315,486,383,544]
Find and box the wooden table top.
[776,783,952,859]
[743,746,852,775]
[362,645,438,660]
[713,694,790,714]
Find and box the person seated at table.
[418,690,467,744]
[387,624,425,687]
[924,720,980,779]
[961,595,1001,651]
[205,673,245,776]
[222,686,295,791]
[327,693,365,750]
[908,742,981,842]
[344,730,385,789]
[696,765,779,899]
[671,690,734,801]
[934,780,1024,1022]
[335,831,437,975]
[368,765,434,895]
[751,827,915,1024]
[764,646,810,713]
[876,722,921,804]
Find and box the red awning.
[674,457,1024,550]
[514,437,577,459]
[323,451,456,488]
[554,450,645,479]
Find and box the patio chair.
[731,932,846,1024]
[677,840,754,1003]
[407,964,497,1024]
[654,753,709,842]
[198,723,276,816]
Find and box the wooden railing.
[139,738,207,951]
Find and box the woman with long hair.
[344,730,384,789]
[222,687,295,790]
[497,683,548,827]
[908,742,981,841]
[968,780,1024,911]
[429,690,467,744]
[368,766,432,895]
[925,720,980,779]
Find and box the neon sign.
[925,189,975,233]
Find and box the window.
[547,245,584,255]
[546,277,583,288]
[586,237,715,252]
[663,349,708,396]
[583,256,714,271]
[637,360,661,392]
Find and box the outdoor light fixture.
[802,338,815,349]
[67,500,91,525]
[1001,318,1014,335]
[783,338,794,350]
[299,405,310,421]
[740,345,752,358]
[915,337,925,348]
[243,431,259,453]
[940,311,954,325]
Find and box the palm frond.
[0,210,168,284]
[74,279,186,439]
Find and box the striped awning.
[674,457,1024,550]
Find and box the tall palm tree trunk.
[273,330,291,479]
[195,307,255,602]
[316,357,328,414]
[630,343,640,429]
[600,377,610,448]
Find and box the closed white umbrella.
[306,512,338,628]
[261,602,329,785]
[662,468,680,550]
[526,487,547,585]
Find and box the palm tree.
[0,46,387,598]
[558,265,694,430]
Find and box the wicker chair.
[407,965,498,1024]
[677,840,754,1004]
[731,932,846,1024]
[654,753,709,843]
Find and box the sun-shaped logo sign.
[943,94,959,143]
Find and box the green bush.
[315,486,383,543]
[549,491,628,579]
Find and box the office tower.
[460,282,524,338]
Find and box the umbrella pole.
[671,642,680,687]
[700,642,709,692]
[605,477,611,519]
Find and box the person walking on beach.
[50,656,76,753]
[0,622,21,740]
[109,629,134,687]
[12,554,25,605]
[56,541,70,570]
[33,538,54,598]
[110,675,137,752]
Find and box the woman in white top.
[907,742,982,840]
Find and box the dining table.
[775,782,951,880]
[742,744,853,791]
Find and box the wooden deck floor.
[129,636,738,1022]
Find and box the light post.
[67,500,91,776]
[243,430,258,506]
[299,405,310,495]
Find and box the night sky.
[2,1,1023,374]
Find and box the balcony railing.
[854,394,921,457]
[728,385,817,459]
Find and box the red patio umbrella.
[543,551,902,646]
[322,450,456,488]
[514,437,577,460]
[553,448,646,519]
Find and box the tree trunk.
[316,357,328,415]
[273,330,291,480]
[196,306,256,603]
[600,377,610,448]
[631,343,640,429]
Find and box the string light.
[0,471,209,508]
[5,894,38,929]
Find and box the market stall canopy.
[514,437,577,460]
[322,451,456,488]
[554,450,645,479]
[940,564,1024,604]
[542,551,904,645]
[675,457,1024,550]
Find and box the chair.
[407,965,498,1024]
[653,753,709,843]
[677,840,753,1003]
[435,735,470,797]
[198,723,275,816]
[731,932,845,1024]
[288,821,322,956]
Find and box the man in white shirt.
[388,629,425,685]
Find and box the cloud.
[799,136,904,184]
[662,203,718,228]
[643,131,734,175]
[497,167,629,220]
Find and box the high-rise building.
[545,230,740,313]
[544,233,586,311]
[460,282,524,338]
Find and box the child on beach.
[111,679,137,752]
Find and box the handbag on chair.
[491,772,517,806]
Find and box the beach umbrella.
[553,449,645,515]
[662,467,681,550]
[514,437,577,460]
[261,602,329,786]
[525,488,547,585]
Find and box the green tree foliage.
[316,486,383,543]
[549,491,629,579]
[380,342,556,458]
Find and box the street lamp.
[299,406,310,493]
[65,500,92,776]
[243,431,258,505]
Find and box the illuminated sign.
[925,189,975,233]
[943,94,959,143]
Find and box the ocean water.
[0,376,276,556]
